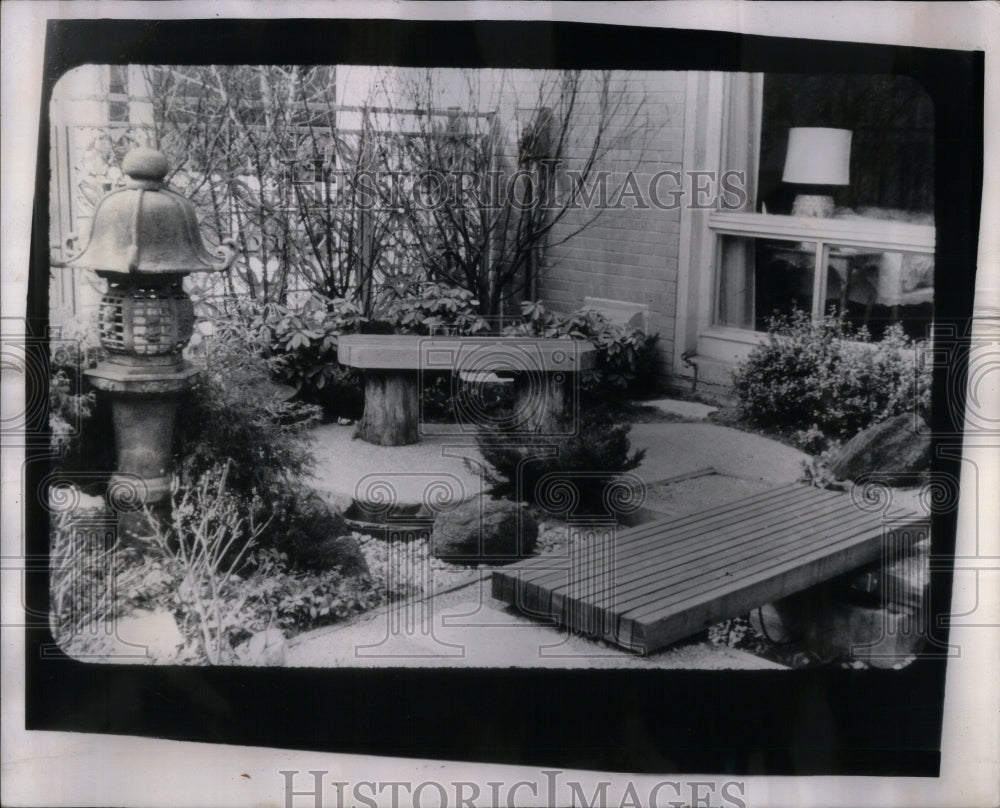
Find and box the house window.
[108,65,130,123]
[710,74,935,341]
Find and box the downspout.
[681,350,699,395]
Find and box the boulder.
[828,413,931,483]
[431,498,538,562]
[768,587,925,669]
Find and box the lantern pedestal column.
[85,359,200,539]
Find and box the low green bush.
[732,310,931,451]
[245,547,380,637]
[50,488,381,664]
[503,300,661,402]
[176,323,321,503]
[254,294,368,420]
[474,407,645,516]
[374,278,490,336]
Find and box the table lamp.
[782,127,852,217]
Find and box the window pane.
[821,244,934,340]
[717,236,816,330]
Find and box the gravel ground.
[353,519,577,601]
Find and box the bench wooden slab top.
[337,334,596,372]
[491,483,928,655]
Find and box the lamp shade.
[782,127,852,186]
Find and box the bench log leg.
[513,371,571,435]
[357,370,419,446]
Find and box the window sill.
[708,211,935,253]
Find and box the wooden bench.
[337,334,596,445]
[491,482,926,654]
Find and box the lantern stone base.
[86,360,199,539]
[85,358,200,395]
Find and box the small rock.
[236,629,287,666]
[112,609,185,663]
[828,413,931,483]
[431,498,538,562]
[48,485,106,516]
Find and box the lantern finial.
[122,147,169,188]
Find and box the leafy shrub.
[49,368,98,464]
[474,407,645,515]
[374,277,490,335]
[732,310,930,450]
[48,315,115,482]
[150,463,377,661]
[176,324,321,505]
[503,301,661,401]
[248,294,368,420]
[50,507,201,661]
[245,547,380,635]
[265,484,367,575]
[138,463,377,662]
[176,325,378,567]
[51,489,381,664]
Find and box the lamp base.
[792,194,835,218]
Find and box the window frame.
[706,208,935,347]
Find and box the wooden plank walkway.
[491,483,927,654]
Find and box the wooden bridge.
[491,483,926,654]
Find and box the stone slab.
[308,423,484,510]
[644,397,719,420]
[337,334,595,371]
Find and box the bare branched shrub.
[147,461,271,664]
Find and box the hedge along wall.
[537,71,689,382]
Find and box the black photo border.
[24,17,984,777]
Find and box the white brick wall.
[538,71,689,380]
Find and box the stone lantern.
[58,147,235,534]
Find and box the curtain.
[716,73,763,329]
